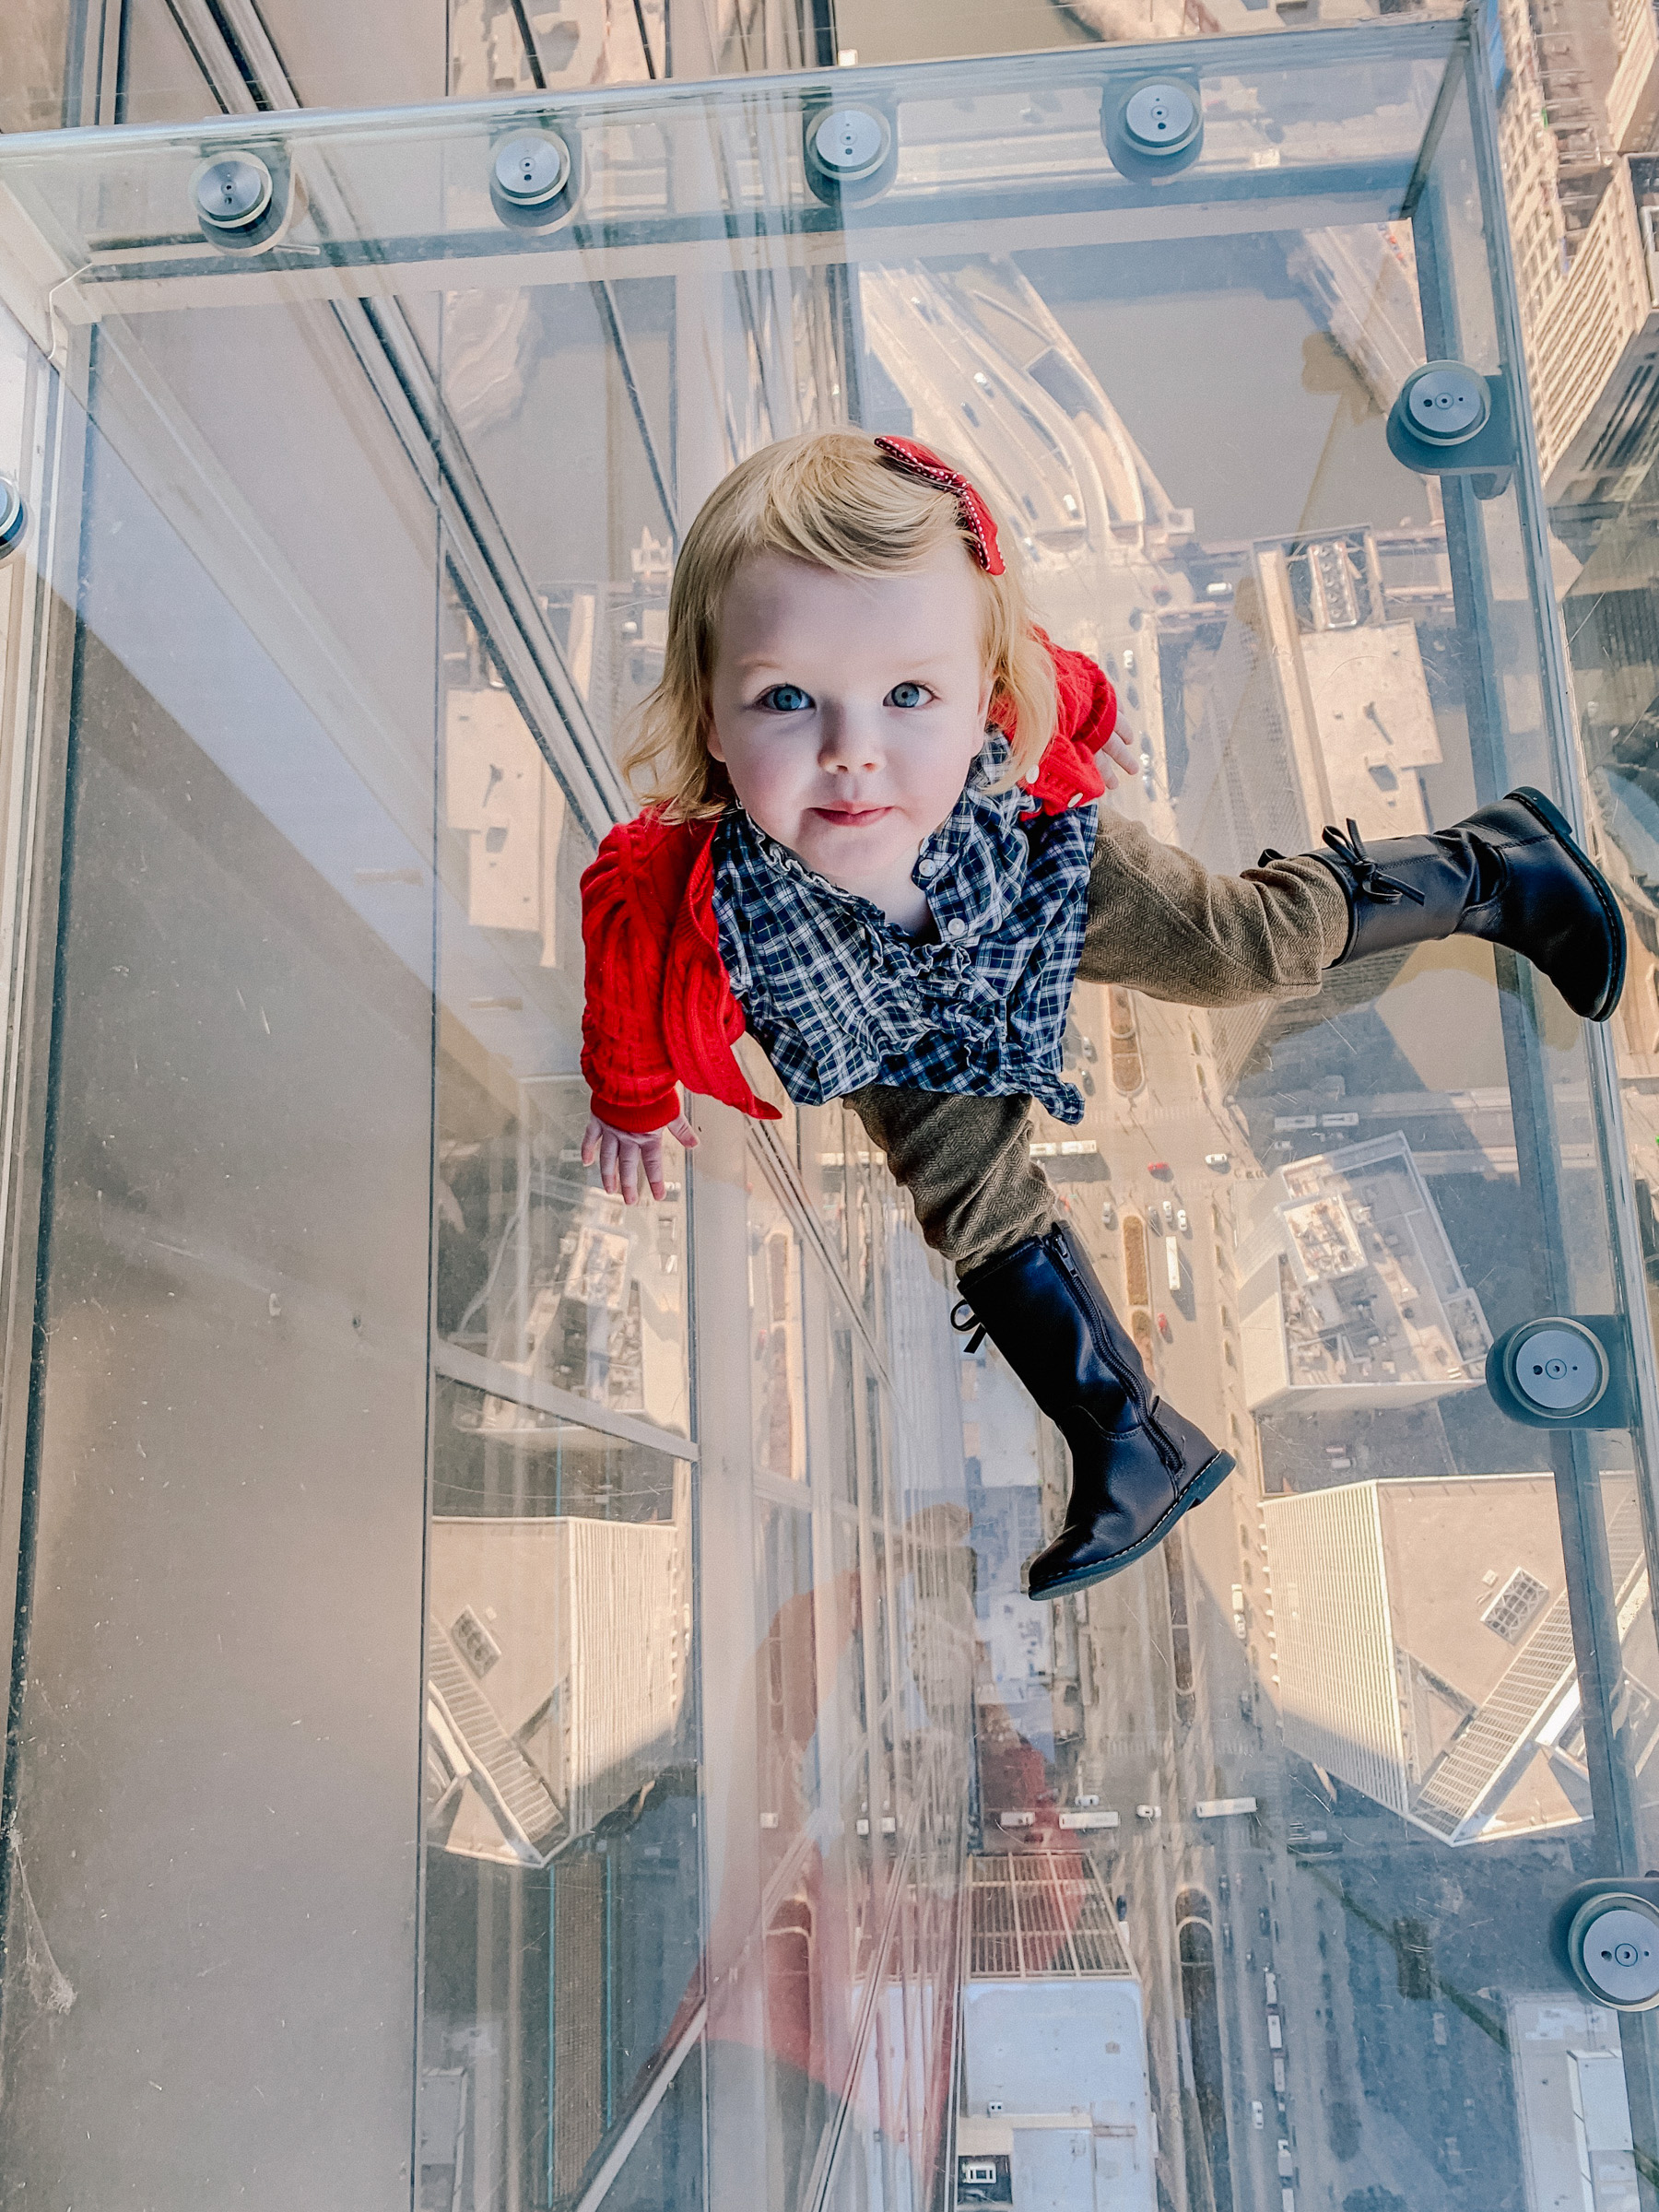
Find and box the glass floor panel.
[0,18,1655,2212]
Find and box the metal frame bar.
[2,17,1464,160]
[797,1792,931,2210]
[50,169,1428,295]
[589,275,680,543]
[1456,21,1659,2194]
[47,0,124,130]
[433,1338,698,1462]
[1460,0,1659,1873]
[0,325,93,2016]
[569,1997,708,2212]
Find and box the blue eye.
[888,681,929,709]
[760,683,812,712]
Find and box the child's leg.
[849,1078,1230,1605]
[1080,792,1624,1025]
[845,1085,1053,1273]
[1077,811,1348,1004]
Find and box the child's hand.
[1098,728,1142,792]
[581,1111,699,1204]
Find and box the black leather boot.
[954,1222,1234,1601]
[1274,786,1625,1021]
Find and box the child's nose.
[818,705,881,772]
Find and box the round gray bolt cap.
[1405,363,1490,445]
[1122,82,1200,155]
[810,107,889,179]
[1578,1904,1659,2006]
[1510,1320,1606,1415]
[194,154,274,231]
[493,133,571,206]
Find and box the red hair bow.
[873,433,1005,576]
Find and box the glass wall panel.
[0,256,441,2204]
[434,606,688,1441]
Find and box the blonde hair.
[619,429,1056,822]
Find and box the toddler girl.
[580,429,1623,1600]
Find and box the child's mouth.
[811,805,890,826]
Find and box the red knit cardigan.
[580,638,1119,1134]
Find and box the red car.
[1147,1159,1171,1178]
[1156,1312,1171,1339]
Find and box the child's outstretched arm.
[579,821,702,1206]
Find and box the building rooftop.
[1264,1477,1648,1846]
[968,1852,1132,1980]
[1237,1131,1492,1411]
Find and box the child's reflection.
[647,1501,978,2199]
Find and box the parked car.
[1222,1922,1234,1953]
[1252,2101,1265,2131]
[1135,1803,1161,1821]
[1259,1906,1272,1936]
[1100,1199,1115,1229]
[1147,1206,1161,1236]
[1162,1197,1175,1225]
[1218,1874,1230,1901]
[1123,647,1136,673]
[1115,1894,1129,1923]
[1204,1151,1230,1170]
[1156,1312,1171,1339]
[1079,1033,1098,1064]
[1147,1159,1171,1177]
[1176,1207,1189,1233]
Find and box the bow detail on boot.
[1320,819,1426,909]
[1265,786,1625,1021]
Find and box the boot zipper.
[1051,1235,1182,1473]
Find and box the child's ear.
[976,671,995,726]
[703,712,725,764]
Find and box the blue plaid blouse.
[710,737,1097,1123]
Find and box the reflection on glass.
[851,1148,881,1330]
[750,1161,810,1483]
[424,571,697,2203]
[864,1371,888,1523]
[757,1500,821,1855]
[832,1511,870,1741]
[420,1392,698,2203]
[798,1101,854,1269]
[602,2042,705,2212]
[418,1389,699,2203]
[828,1309,860,1506]
[436,599,688,1441]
